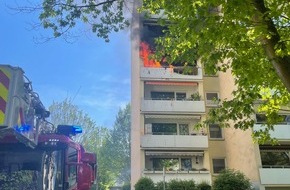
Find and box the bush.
[168,179,196,190]
[134,177,155,190]
[212,169,251,190]
[155,181,168,190]
[197,181,211,190]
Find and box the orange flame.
[139,42,161,68]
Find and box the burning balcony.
[140,67,202,81]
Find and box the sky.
[0,1,131,127]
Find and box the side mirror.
[81,152,96,164]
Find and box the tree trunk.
[252,0,290,92]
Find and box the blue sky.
[0,1,131,127]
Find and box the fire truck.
[0,65,97,190]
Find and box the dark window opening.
[213,158,225,173]
[152,123,177,135]
[151,91,174,100]
[209,124,222,138]
[260,151,290,168]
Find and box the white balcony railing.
[254,124,290,140]
[259,168,290,185]
[141,135,208,149]
[141,99,205,113]
[143,170,211,184]
[140,67,203,81]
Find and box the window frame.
[209,124,223,139]
[150,91,187,101]
[212,158,226,174]
[205,92,219,106]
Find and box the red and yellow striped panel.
[0,67,11,124]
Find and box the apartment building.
[130,4,290,190]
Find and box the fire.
[139,42,161,68]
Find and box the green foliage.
[141,1,290,143]
[167,179,196,190]
[122,183,131,190]
[96,104,131,189]
[190,92,201,101]
[134,177,155,190]
[155,181,167,190]
[197,181,211,190]
[37,0,130,41]
[212,169,251,190]
[0,171,36,190]
[48,97,98,144]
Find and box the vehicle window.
[42,151,64,190]
[67,147,78,187]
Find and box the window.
[209,124,223,139]
[151,91,174,100]
[152,123,177,135]
[256,114,290,124]
[181,158,192,170]
[213,158,226,173]
[67,147,78,187]
[152,158,179,171]
[260,150,290,167]
[150,91,187,101]
[176,93,186,100]
[179,124,189,135]
[206,92,219,105]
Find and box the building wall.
[130,1,142,187]
[218,69,262,187]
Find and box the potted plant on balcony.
[161,159,179,173]
[190,92,201,101]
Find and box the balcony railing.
[259,168,290,185]
[140,67,203,81]
[141,99,205,113]
[141,134,208,149]
[143,169,211,184]
[254,124,290,140]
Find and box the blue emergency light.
[14,124,31,133]
[57,125,83,136]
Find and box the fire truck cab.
[0,65,97,190]
[0,125,97,190]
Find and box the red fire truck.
[0,65,96,190]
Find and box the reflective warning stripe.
[0,68,11,124]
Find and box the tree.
[212,169,252,190]
[14,0,130,41]
[48,97,99,144]
[141,0,290,143]
[24,1,289,141]
[98,104,131,189]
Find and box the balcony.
[254,124,290,140]
[259,167,290,185]
[143,169,211,184]
[141,135,208,149]
[140,67,203,81]
[141,99,205,113]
